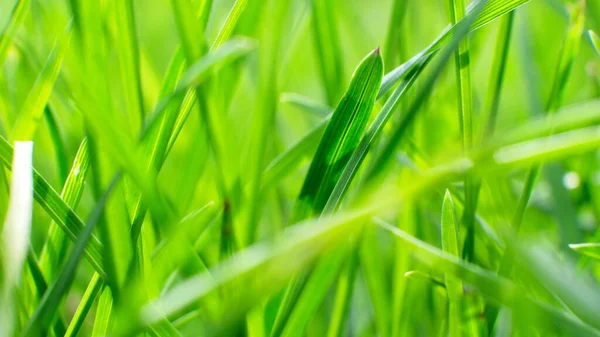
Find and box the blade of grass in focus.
[270,48,383,337]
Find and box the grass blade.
[38,138,90,281]
[441,191,463,337]
[21,174,121,337]
[11,22,70,141]
[569,243,600,260]
[310,0,344,105]
[0,0,30,67]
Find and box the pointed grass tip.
[374,46,380,55]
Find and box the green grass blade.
[126,210,374,335]
[441,191,463,337]
[281,93,332,117]
[211,0,249,50]
[310,0,344,105]
[21,173,121,337]
[511,0,585,232]
[112,0,145,127]
[0,0,30,67]
[11,23,71,141]
[379,0,529,98]
[292,47,383,221]
[479,12,514,140]
[43,106,68,184]
[64,273,103,337]
[0,135,106,278]
[39,137,90,281]
[91,286,113,337]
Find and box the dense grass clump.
[1,0,600,336]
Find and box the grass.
[1,0,600,336]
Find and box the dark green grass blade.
[38,138,90,280]
[21,173,121,337]
[0,135,106,278]
[322,58,426,214]
[270,48,382,337]
[43,106,68,184]
[0,0,30,67]
[291,47,383,221]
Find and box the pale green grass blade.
[134,210,373,335]
[379,0,529,98]
[243,0,293,246]
[279,249,346,337]
[21,174,121,337]
[0,0,30,67]
[326,249,358,337]
[39,137,89,281]
[64,273,103,337]
[384,0,408,68]
[43,106,68,183]
[569,243,600,260]
[11,23,70,141]
[378,220,600,336]
[0,135,106,278]
[211,0,249,50]
[272,48,382,337]
[311,0,344,105]
[441,191,463,337]
[91,287,113,337]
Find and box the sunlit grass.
[1,0,600,336]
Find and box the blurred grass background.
[1,0,600,336]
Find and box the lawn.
[1,0,600,336]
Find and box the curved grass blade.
[64,273,103,337]
[11,22,71,141]
[38,138,90,281]
[589,30,600,55]
[112,0,145,126]
[0,0,30,67]
[21,173,121,337]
